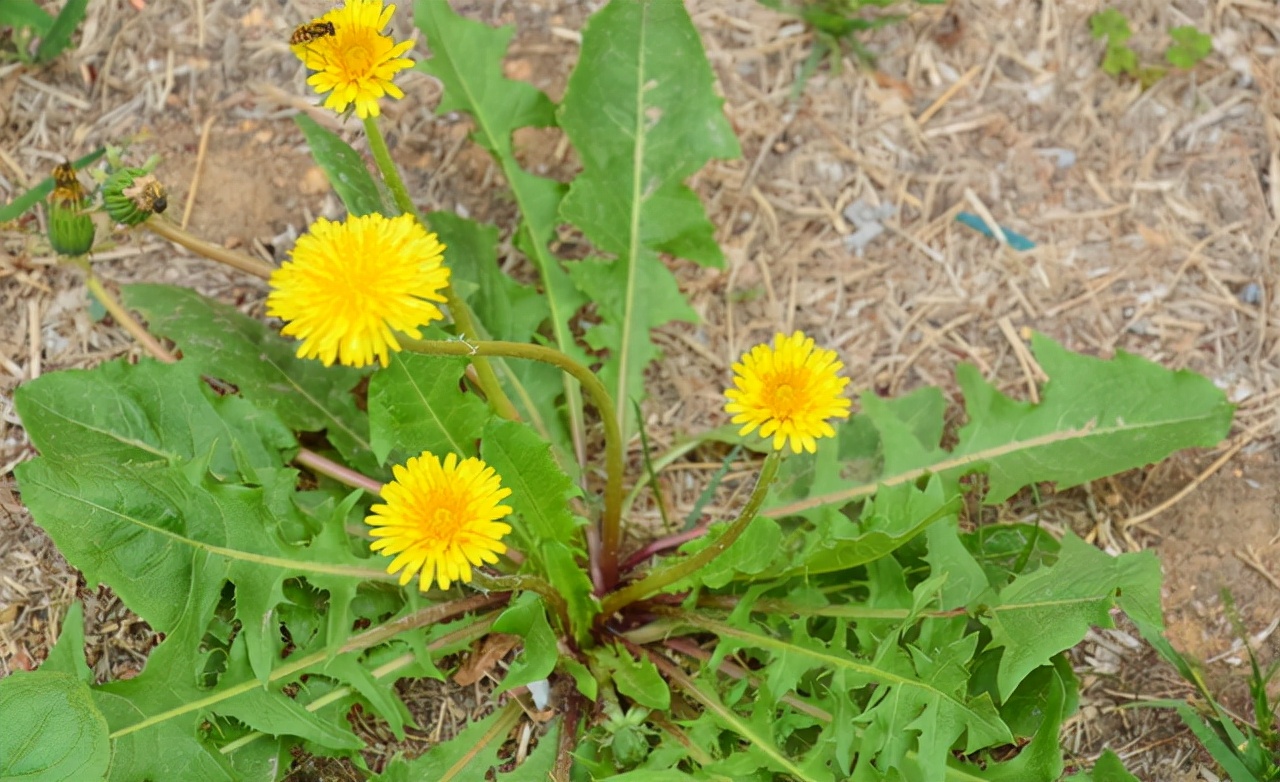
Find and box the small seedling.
[1090,8,1137,77]
[1133,591,1280,781]
[1166,25,1213,69]
[1090,7,1213,88]
[757,0,945,95]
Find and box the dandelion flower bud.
[103,168,168,226]
[47,161,95,257]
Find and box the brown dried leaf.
[452,633,520,687]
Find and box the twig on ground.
[181,116,216,230]
[1123,418,1276,530]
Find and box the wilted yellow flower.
[47,161,95,257]
[267,212,449,368]
[725,331,852,454]
[103,169,167,226]
[292,0,415,119]
[367,452,513,591]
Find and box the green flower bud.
[47,162,95,257]
[102,167,168,225]
[609,724,649,768]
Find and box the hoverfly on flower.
[289,20,335,46]
[288,1,414,119]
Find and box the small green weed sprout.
[1166,25,1214,70]
[1135,592,1280,781]
[756,0,944,94]
[1090,7,1213,88]
[1090,8,1138,77]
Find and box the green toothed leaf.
[558,0,739,436]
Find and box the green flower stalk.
[46,161,95,257]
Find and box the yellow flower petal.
[292,0,414,119]
[267,212,450,368]
[366,452,514,592]
[724,331,852,454]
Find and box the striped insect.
[289,20,335,46]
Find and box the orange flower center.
[767,378,799,418]
[422,502,462,539]
[342,45,373,75]
[333,28,382,77]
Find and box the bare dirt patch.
[1063,450,1280,777]
[1160,453,1280,672]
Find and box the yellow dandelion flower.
[367,452,514,591]
[725,331,853,454]
[293,0,415,119]
[267,213,449,368]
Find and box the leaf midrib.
[392,358,469,456]
[257,351,371,452]
[136,291,373,454]
[768,412,1226,517]
[616,1,649,435]
[677,669,815,779]
[33,477,389,582]
[24,396,172,460]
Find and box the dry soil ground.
[2,0,1279,779]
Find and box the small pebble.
[842,199,896,257]
[1035,147,1076,169]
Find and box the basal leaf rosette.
[267,212,449,368]
[293,0,415,119]
[367,451,513,591]
[725,331,852,454]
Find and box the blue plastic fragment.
[956,211,1036,251]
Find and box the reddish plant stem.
[619,524,710,573]
[553,687,583,782]
[600,453,780,617]
[293,448,383,495]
